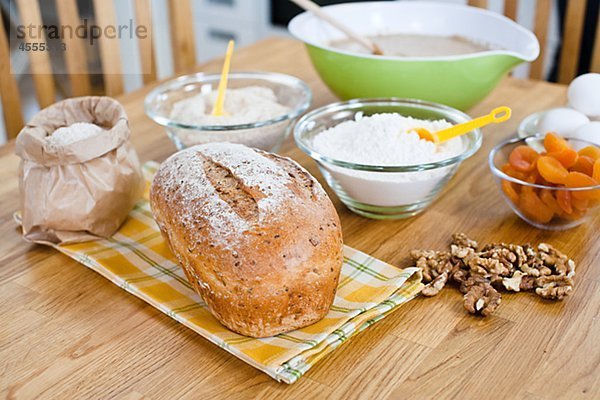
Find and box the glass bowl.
[145,72,312,151]
[518,111,545,138]
[489,135,600,230]
[294,98,483,219]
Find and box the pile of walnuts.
[411,233,575,316]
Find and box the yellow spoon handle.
[211,40,235,116]
[435,106,512,143]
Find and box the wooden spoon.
[290,0,384,56]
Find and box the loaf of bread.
[150,143,343,337]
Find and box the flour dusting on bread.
[200,142,294,211]
[151,142,324,249]
[154,147,250,247]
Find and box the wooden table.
[1,38,598,399]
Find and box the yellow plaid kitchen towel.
[28,162,423,384]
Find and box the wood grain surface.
[1,38,598,400]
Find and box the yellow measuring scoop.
[211,40,235,117]
[413,106,512,144]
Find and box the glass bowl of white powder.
[145,72,311,152]
[294,98,482,219]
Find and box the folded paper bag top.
[15,96,144,245]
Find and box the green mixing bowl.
[288,1,539,111]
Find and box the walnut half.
[502,270,526,292]
[535,275,574,300]
[463,283,501,317]
[421,273,449,297]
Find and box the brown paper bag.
[15,96,144,244]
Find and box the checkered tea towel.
[17,162,423,384]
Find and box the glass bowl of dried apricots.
[489,133,600,230]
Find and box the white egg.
[538,107,590,136]
[568,73,600,117]
[572,122,600,145]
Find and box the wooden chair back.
[167,0,197,74]
[0,14,25,138]
[0,0,197,139]
[468,0,600,82]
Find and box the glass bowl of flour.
[294,98,482,219]
[145,72,311,152]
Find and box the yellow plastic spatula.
[413,106,512,144]
[211,40,235,116]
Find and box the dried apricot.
[579,146,600,161]
[544,133,570,153]
[537,156,569,184]
[571,196,589,211]
[594,159,600,182]
[562,208,586,221]
[547,148,579,169]
[565,172,600,201]
[502,180,519,204]
[556,190,573,214]
[528,169,544,185]
[540,189,563,216]
[572,155,595,176]
[509,145,539,173]
[501,163,529,181]
[520,172,541,196]
[518,190,554,223]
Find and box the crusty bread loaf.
[150,143,343,337]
